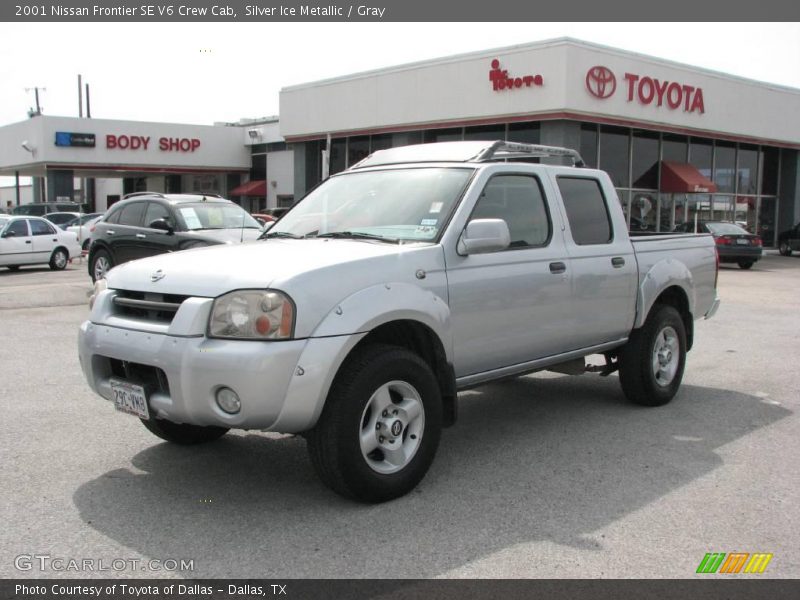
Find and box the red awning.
[230,180,267,196]
[660,161,718,194]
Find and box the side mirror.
[1,230,14,238]
[148,218,174,234]
[458,218,510,255]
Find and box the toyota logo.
[586,66,616,99]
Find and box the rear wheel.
[140,418,228,445]
[738,260,754,270]
[307,344,442,503]
[779,241,792,256]
[91,249,113,282]
[49,247,68,270]
[619,304,687,407]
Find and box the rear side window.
[471,174,551,248]
[29,219,56,236]
[557,177,612,245]
[118,202,146,227]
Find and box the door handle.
[612,257,626,268]
[25,240,32,244]
[136,234,146,239]
[52,238,57,242]
[549,261,566,274]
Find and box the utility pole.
[24,86,46,116]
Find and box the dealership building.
[1,38,799,245]
[281,38,800,245]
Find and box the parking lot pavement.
[0,255,798,579]
[0,260,91,309]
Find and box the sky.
[1,22,799,127]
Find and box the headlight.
[208,290,295,340]
[88,278,108,310]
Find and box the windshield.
[176,203,261,231]
[706,222,749,235]
[267,167,474,243]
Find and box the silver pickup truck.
[79,141,720,502]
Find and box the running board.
[455,339,627,390]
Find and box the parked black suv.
[88,192,263,282]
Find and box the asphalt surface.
[0,254,798,579]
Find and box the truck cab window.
[557,177,613,245]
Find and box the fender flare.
[634,258,696,329]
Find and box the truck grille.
[112,290,190,324]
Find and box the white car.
[0,215,82,271]
[65,213,104,251]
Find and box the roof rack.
[122,191,167,199]
[474,141,585,167]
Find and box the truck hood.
[106,238,422,298]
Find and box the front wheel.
[306,344,442,503]
[49,248,68,270]
[779,241,792,256]
[140,418,228,445]
[619,304,687,407]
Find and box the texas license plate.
[736,238,749,245]
[110,379,150,419]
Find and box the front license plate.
[110,379,150,419]
[736,238,749,245]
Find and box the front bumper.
[78,320,362,432]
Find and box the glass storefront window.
[348,136,370,167]
[662,134,688,163]
[580,124,598,168]
[330,138,346,174]
[424,128,461,143]
[464,124,506,141]
[737,145,759,195]
[689,138,713,179]
[761,147,780,195]
[631,130,659,189]
[391,131,423,147]
[370,134,392,151]
[507,122,541,145]
[599,126,630,188]
[713,142,736,193]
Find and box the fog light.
[216,387,241,414]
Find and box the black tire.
[779,241,792,257]
[738,260,754,270]
[82,239,91,252]
[140,418,229,445]
[619,304,687,407]
[90,248,113,282]
[7,265,20,272]
[49,247,69,271]
[306,343,442,503]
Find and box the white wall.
[94,179,123,212]
[266,150,294,207]
[0,184,33,209]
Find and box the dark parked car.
[12,202,87,216]
[88,192,263,282]
[676,221,762,269]
[778,222,800,256]
[43,211,82,229]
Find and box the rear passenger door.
[445,169,574,377]
[29,219,60,261]
[111,201,148,264]
[554,175,637,350]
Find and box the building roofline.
[280,36,800,96]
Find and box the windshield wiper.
[315,231,399,244]
[261,230,304,240]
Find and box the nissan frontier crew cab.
[79,141,720,503]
